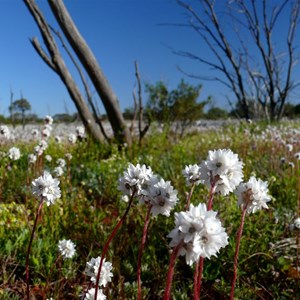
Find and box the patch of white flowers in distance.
[199,149,244,195]
[168,203,229,265]
[85,256,113,286]
[58,239,76,259]
[31,171,61,205]
[118,163,178,217]
[8,147,21,161]
[235,176,271,214]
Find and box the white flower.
[286,144,293,152]
[68,133,77,144]
[42,127,51,139]
[182,164,202,186]
[293,217,300,230]
[58,239,76,259]
[121,195,129,202]
[45,155,52,162]
[148,179,178,216]
[76,126,85,138]
[56,158,66,168]
[55,136,61,143]
[58,239,75,258]
[53,166,64,177]
[294,152,300,160]
[200,149,244,195]
[235,176,271,214]
[31,129,39,137]
[8,147,21,160]
[65,153,72,161]
[34,140,48,156]
[168,203,228,265]
[83,288,106,300]
[0,125,10,138]
[118,163,153,196]
[32,171,61,205]
[44,115,53,125]
[85,256,113,287]
[28,154,37,164]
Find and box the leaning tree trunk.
[24,0,132,146]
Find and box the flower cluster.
[182,164,202,186]
[32,171,61,205]
[118,163,178,217]
[58,239,76,259]
[235,176,271,214]
[82,288,106,300]
[199,149,244,195]
[168,203,229,265]
[8,147,21,161]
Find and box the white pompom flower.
[168,203,228,265]
[235,176,271,214]
[148,178,178,217]
[32,171,61,205]
[58,239,76,259]
[182,164,202,186]
[85,256,113,287]
[83,288,106,300]
[118,163,154,196]
[200,149,244,195]
[8,147,21,161]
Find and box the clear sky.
[0,0,299,118]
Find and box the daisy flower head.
[31,128,39,138]
[182,164,202,186]
[148,178,178,217]
[235,176,271,214]
[85,256,113,287]
[118,163,154,196]
[168,203,228,265]
[8,147,21,161]
[294,152,300,160]
[58,239,76,259]
[32,171,61,205]
[83,288,106,300]
[200,149,244,195]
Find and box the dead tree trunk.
[24,0,132,145]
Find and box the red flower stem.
[137,204,152,300]
[230,207,247,300]
[26,198,44,300]
[196,181,216,296]
[163,241,183,300]
[94,192,135,300]
[193,261,199,300]
[196,257,204,296]
[185,183,195,210]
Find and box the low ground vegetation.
[0,118,299,299]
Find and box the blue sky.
[0,0,299,117]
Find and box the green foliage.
[0,120,299,299]
[145,80,209,135]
